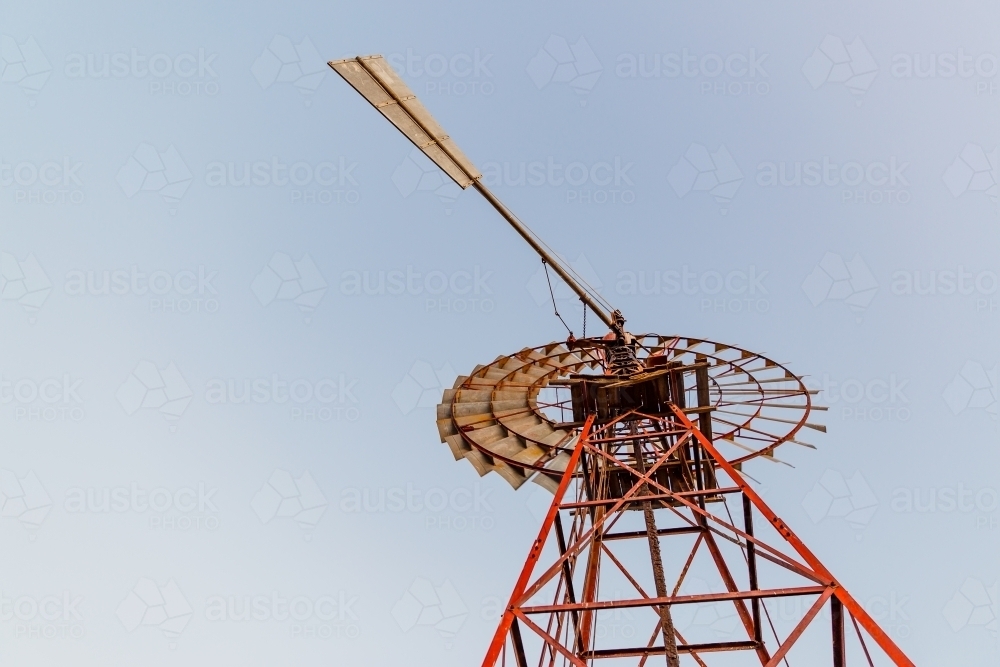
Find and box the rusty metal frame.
[482,409,916,666]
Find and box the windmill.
[329,55,915,667]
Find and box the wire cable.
[543,259,573,336]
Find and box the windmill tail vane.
[329,54,916,666]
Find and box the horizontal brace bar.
[559,487,741,509]
[584,640,758,658]
[521,586,829,614]
[602,525,703,541]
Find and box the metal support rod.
[553,513,581,638]
[832,597,846,667]
[472,180,617,331]
[631,439,680,667]
[510,617,529,667]
[576,506,604,655]
[743,493,762,644]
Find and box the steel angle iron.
[329,54,915,667]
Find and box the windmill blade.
[328,55,481,188]
[330,54,618,331]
